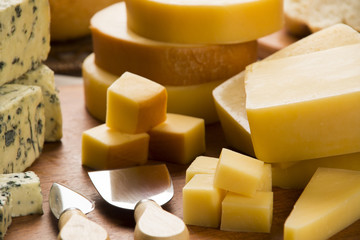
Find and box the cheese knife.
[49,182,110,240]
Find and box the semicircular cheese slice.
[125,0,283,44]
[82,53,222,123]
[90,2,257,86]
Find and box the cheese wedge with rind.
[245,43,360,162]
[213,23,360,156]
[125,0,283,44]
[90,2,257,86]
[284,168,360,240]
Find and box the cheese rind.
[0,171,43,217]
[82,124,149,170]
[106,72,167,134]
[90,2,257,86]
[82,53,221,123]
[246,44,360,162]
[213,23,360,157]
[214,148,264,197]
[0,0,50,85]
[125,0,283,44]
[148,113,205,165]
[284,168,360,240]
[0,192,12,239]
[11,65,63,142]
[0,84,45,173]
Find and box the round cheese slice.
[90,2,257,86]
[82,53,222,123]
[125,0,284,44]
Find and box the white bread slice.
[284,0,360,36]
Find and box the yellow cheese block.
[213,23,360,157]
[82,53,221,123]
[284,168,360,240]
[185,156,219,183]
[214,148,264,197]
[106,72,167,134]
[81,124,149,170]
[49,0,121,41]
[125,0,283,44]
[221,191,273,233]
[258,164,272,192]
[148,113,205,165]
[273,151,360,189]
[245,43,360,163]
[183,174,226,228]
[90,2,258,86]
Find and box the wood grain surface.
[4,79,360,239]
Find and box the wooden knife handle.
[58,208,110,240]
[134,199,189,240]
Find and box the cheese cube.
[185,156,218,183]
[0,171,43,217]
[0,0,50,85]
[106,72,167,133]
[183,174,225,228]
[258,164,272,192]
[221,191,273,233]
[11,64,63,142]
[82,124,149,170]
[284,168,360,240]
[273,151,360,189]
[0,192,12,239]
[148,113,205,164]
[0,84,45,173]
[214,148,264,196]
[245,43,360,163]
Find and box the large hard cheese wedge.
[11,65,63,142]
[0,84,45,173]
[213,23,360,157]
[284,168,360,240]
[125,0,283,44]
[0,0,50,85]
[0,171,43,217]
[106,72,167,134]
[245,43,360,162]
[90,2,257,86]
[82,53,222,123]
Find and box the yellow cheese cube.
[106,72,167,134]
[214,148,264,196]
[284,168,360,240]
[273,151,360,189]
[82,124,149,170]
[185,156,219,183]
[258,164,272,192]
[183,174,226,228]
[221,191,273,233]
[245,43,360,163]
[125,0,283,44]
[148,113,205,164]
[213,24,360,157]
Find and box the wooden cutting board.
[4,82,360,239]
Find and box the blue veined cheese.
[0,84,45,173]
[0,192,12,240]
[0,0,50,86]
[11,65,63,142]
[0,171,42,217]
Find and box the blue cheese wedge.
[0,192,12,240]
[11,65,63,142]
[0,84,45,173]
[0,171,42,217]
[0,0,50,85]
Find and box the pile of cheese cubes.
[83,0,283,124]
[82,72,206,169]
[183,148,273,233]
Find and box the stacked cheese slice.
[0,0,63,175]
[83,0,283,124]
[82,72,206,170]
